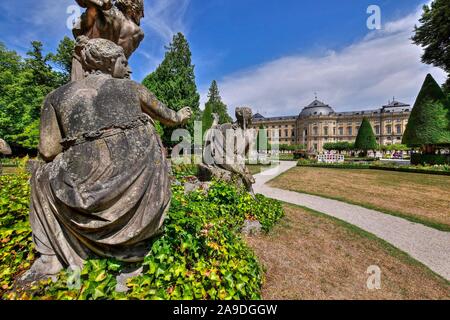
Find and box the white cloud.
[143,0,191,43]
[210,2,446,118]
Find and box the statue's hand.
[177,107,192,125]
[76,0,112,10]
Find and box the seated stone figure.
[200,107,256,193]
[24,38,191,281]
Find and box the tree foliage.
[48,36,75,84]
[402,74,450,150]
[354,117,378,153]
[412,0,450,90]
[201,100,214,134]
[142,33,200,145]
[0,39,73,151]
[204,80,232,125]
[323,141,355,153]
[257,125,268,152]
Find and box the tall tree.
[257,125,268,153]
[48,36,75,84]
[412,0,450,90]
[354,117,378,157]
[402,74,450,153]
[0,41,62,151]
[201,101,214,135]
[142,33,200,145]
[204,80,232,125]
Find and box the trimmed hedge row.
[297,163,450,176]
[411,154,450,165]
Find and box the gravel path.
[254,161,450,281]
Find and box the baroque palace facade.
[249,98,411,152]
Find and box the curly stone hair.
[115,0,144,18]
[78,37,126,75]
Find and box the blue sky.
[0,0,446,116]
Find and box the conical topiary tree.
[402,74,450,154]
[201,102,213,135]
[354,117,377,157]
[257,125,268,153]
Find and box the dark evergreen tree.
[257,125,268,152]
[204,80,232,125]
[402,74,450,153]
[142,33,200,145]
[0,41,62,151]
[354,117,378,156]
[412,0,450,90]
[201,101,213,134]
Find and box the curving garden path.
[253,161,450,281]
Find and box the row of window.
[306,124,403,136]
[257,124,403,139]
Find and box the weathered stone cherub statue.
[71,0,145,80]
[0,138,12,156]
[200,107,256,193]
[23,38,191,281]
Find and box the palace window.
[386,125,392,134]
[324,127,329,136]
[396,125,402,134]
[347,127,353,136]
[285,129,289,137]
[339,127,344,136]
[313,127,319,136]
[333,127,336,135]
[375,125,380,135]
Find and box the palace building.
[250,98,411,152]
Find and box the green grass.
[276,186,450,232]
[271,167,450,232]
[282,202,450,286]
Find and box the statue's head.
[235,107,253,128]
[115,0,145,25]
[78,37,131,79]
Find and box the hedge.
[297,163,450,176]
[411,153,450,165]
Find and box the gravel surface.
[254,161,450,281]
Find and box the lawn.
[247,164,272,175]
[268,167,450,231]
[245,204,450,300]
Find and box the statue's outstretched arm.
[138,85,192,127]
[73,0,112,38]
[39,95,63,162]
[75,0,112,10]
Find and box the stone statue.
[71,0,145,81]
[0,138,12,175]
[199,107,256,193]
[22,38,191,281]
[0,138,12,155]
